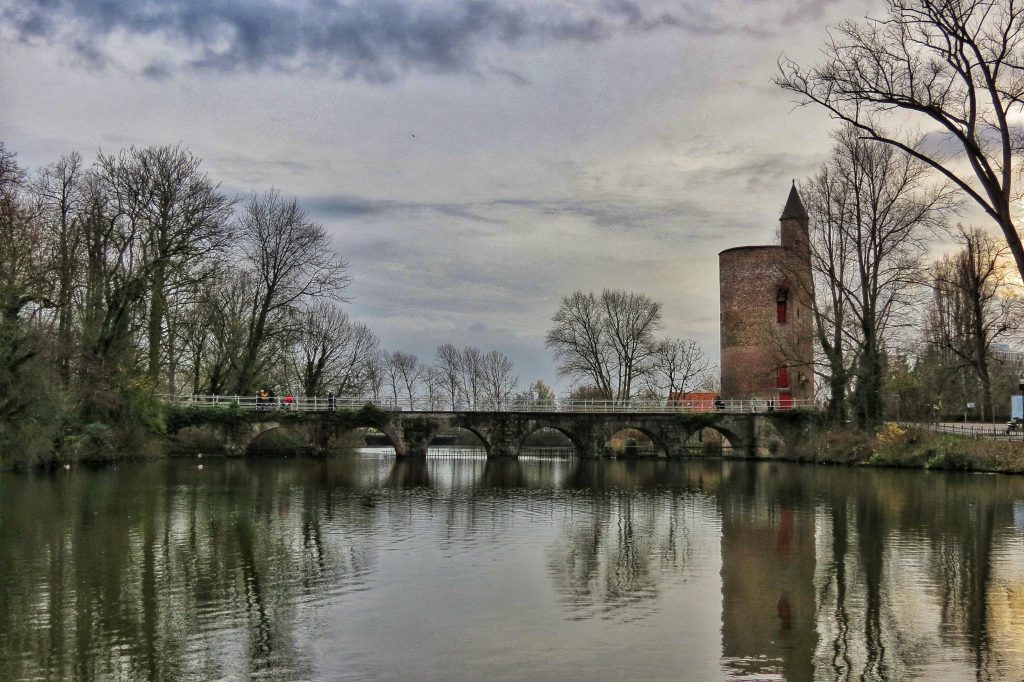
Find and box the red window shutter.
[776,366,789,388]
[777,300,787,323]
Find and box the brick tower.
[719,184,814,406]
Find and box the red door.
[778,392,793,409]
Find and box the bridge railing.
[164,394,821,414]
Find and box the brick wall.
[719,243,814,402]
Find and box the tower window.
[776,289,788,324]
[776,366,789,388]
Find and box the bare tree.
[291,301,351,396]
[0,144,45,321]
[434,343,463,409]
[646,338,712,398]
[333,320,381,396]
[927,227,1023,419]
[777,0,1024,280]
[423,366,446,410]
[178,267,252,394]
[546,291,612,398]
[75,169,141,369]
[384,350,422,405]
[35,152,85,383]
[800,127,956,426]
[546,289,661,400]
[288,301,380,397]
[363,352,385,402]
[480,350,519,405]
[802,161,856,423]
[0,145,47,421]
[460,346,484,408]
[601,289,662,400]
[96,146,234,386]
[232,190,351,394]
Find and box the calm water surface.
[2,452,1024,681]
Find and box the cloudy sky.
[1,0,882,389]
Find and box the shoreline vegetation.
[785,422,1024,475]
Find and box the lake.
[2,452,1024,681]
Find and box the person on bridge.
[328,392,336,411]
[283,393,294,410]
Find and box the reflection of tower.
[719,464,817,680]
[719,184,814,404]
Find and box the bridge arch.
[682,425,740,455]
[246,424,313,454]
[601,425,670,458]
[427,426,491,456]
[331,423,404,455]
[518,423,584,457]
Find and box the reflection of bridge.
[167,396,813,458]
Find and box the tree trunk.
[147,264,166,383]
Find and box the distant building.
[719,184,814,406]
[668,391,718,412]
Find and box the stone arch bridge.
[168,407,808,459]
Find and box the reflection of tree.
[0,459,379,680]
[546,461,714,620]
[4,457,1024,679]
[807,468,1020,681]
[714,463,1024,681]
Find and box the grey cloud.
[309,191,731,240]
[491,197,712,234]
[305,194,502,223]
[3,0,773,82]
[141,60,173,81]
[780,0,844,25]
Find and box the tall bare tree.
[480,350,519,405]
[384,350,422,405]
[0,144,47,421]
[777,0,1024,280]
[546,289,661,400]
[460,346,484,408]
[801,127,956,426]
[288,301,380,396]
[96,146,233,386]
[35,152,85,383]
[291,301,350,396]
[232,190,350,394]
[802,161,856,422]
[434,343,463,409]
[645,338,712,398]
[927,227,1023,419]
[601,289,662,400]
[332,320,380,396]
[546,291,612,398]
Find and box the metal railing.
[164,394,822,415]
[903,421,1024,442]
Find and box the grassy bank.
[792,422,1024,474]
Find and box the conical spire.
[780,180,808,221]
